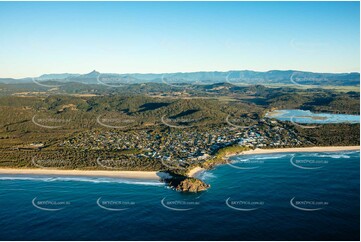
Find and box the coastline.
[188,145,359,177]
[0,168,163,180]
[232,146,360,157]
[0,146,359,180]
[187,166,206,178]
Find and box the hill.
[1,70,359,87]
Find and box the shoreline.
[187,166,206,178]
[0,146,359,180]
[0,168,163,180]
[232,146,360,157]
[188,145,359,177]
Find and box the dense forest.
[0,82,359,173]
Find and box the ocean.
[0,150,359,241]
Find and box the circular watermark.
[97,73,133,87]
[161,74,205,90]
[96,197,135,211]
[31,157,69,169]
[32,114,71,129]
[289,71,324,87]
[225,71,260,87]
[290,154,328,170]
[226,157,264,170]
[225,72,240,86]
[290,39,328,53]
[32,197,71,211]
[290,115,320,129]
[96,154,153,170]
[161,197,200,211]
[161,115,199,129]
[160,156,189,171]
[32,77,64,88]
[225,114,253,129]
[32,77,88,88]
[225,197,264,211]
[96,113,137,129]
[290,197,328,211]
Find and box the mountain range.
[0,70,359,86]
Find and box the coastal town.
[60,117,308,169]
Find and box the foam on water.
[232,154,288,163]
[233,151,359,161]
[299,152,359,159]
[0,151,359,240]
[198,171,217,181]
[0,175,164,186]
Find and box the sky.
[0,1,359,78]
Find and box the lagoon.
[266,109,360,124]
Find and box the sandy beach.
[188,166,206,178]
[0,168,162,180]
[0,146,359,179]
[188,146,359,177]
[238,146,359,156]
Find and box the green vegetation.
[0,82,359,176]
[202,145,250,169]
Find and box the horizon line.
[2,68,360,79]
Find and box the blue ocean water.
[0,151,359,241]
[265,109,360,124]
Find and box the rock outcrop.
[175,177,210,192]
[162,175,210,193]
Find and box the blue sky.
[0,1,359,78]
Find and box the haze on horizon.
[0,1,359,79]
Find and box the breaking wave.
[233,154,288,163]
[198,172,217,181]
[298,152,358,159]
[0,176,163,186]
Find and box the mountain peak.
[80,70,100,78]
[88,70,100,75]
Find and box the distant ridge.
[0,70,359,86]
